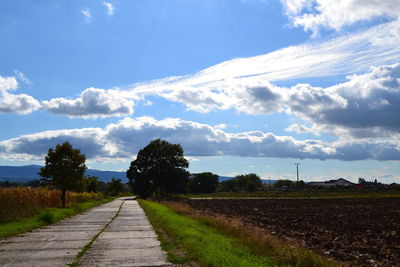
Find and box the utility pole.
[295,162,300,191]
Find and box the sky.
[1,0,400,183]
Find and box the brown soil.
[181,198,400,266]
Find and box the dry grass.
[0,187,102,222]
[163,201,338,267]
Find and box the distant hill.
[0,166,279,185]
[0,165,127,183]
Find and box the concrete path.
[0,198,170,267]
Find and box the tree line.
[126,139,264,198]
[36,139,268,203]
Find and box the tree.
[273,179,295,189]
[39,142,87,207]
[189,172,219,193]
[358,177,366,184]
[85,176,100,193]
[106,178,124,196]
[218,179,238,192]
[74,176,100,193]
[235,173,262,192]
[127,139,189,198]
[217,174,262,192]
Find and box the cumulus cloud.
[0,128,109,161]
[1,117,399,161]
[0,76,18,91]
[42,87,136,118]
[135,59,400,139]
[26,19,398,119]
[288,63,400,138]
[281,0,400,35]
[125,20,400,117]
[0,75,40,114]
[103,2,114,16]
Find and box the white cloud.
[128,20,400,110]
[289,63,400,138]
[133,57,400,139]
[1,116,400,161]
[30,20,399,120]
[81,9,91,21]
[143,100,153,106]
[42,87,136,119]
[103,2,114,16]
[285,123,319,135]
[0,76,18,91]
[14,71,32,85]
[281,0,400,34]
[215,124,227,130]
[0,75,40,114]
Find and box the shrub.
[38,211,54,224]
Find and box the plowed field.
[182,198,400,266]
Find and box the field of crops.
[182,198,400,266]
[0,187,102,222]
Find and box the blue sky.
[1,0,400,183]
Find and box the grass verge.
[139,200,338,267]
[0,198,114,238]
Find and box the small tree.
[235,173,262,192]
[106,178,124,196]
[85,176,100,193]
[127,139,189,198]
[39,141,87,207]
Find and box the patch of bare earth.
[181,198,400,266]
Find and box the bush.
[273,180,295,188]
[38,211,54,224]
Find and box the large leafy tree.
[235,173,262,192]
[218,173,262,192]
[39,141,87,207]
[190,172,219,193]
[127,139,189,198]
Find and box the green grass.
[178,189,400,199]
[139,199,290,267]
[0,198,113,238]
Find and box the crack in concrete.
[69,200,125,267]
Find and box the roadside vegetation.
[0,194,112,238]
[0,141,128,239]
[140,200,337,267]
[0,187,103,223]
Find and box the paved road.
[0,198,170,267]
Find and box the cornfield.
[0,187,102,222]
